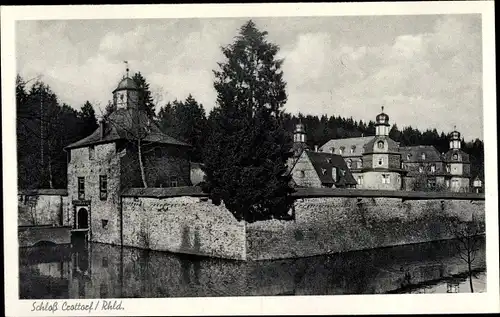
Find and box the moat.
[19,237,486,298]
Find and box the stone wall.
[18,193,69,226]
[246,196,484,260]
[121,196,246,260]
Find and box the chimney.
[99,119,105,140]
[314,145,319,152]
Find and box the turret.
[375,106,390,136]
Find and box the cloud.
[16,15,483,140]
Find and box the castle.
[291,108,471,192]
[63,71,191,241]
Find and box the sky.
[16,14,483,140]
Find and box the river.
[19,237,485,298]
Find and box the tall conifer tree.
[203,20,294,223]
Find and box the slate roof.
[306,151,357,186]
[399,145,443,162]
[364,136,400,152]
[121,186,206,198]
[18,189,68,196]
[443,149,470,163]
[113,77,138,92]
[320,136,374,157]
[65,108,190,149]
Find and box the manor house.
[305,108,471,192]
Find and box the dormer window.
[421,153,426,160]
[351,146,356,154]
[453,153,458,160]
[347,159,352,168]
[299,171,305,178]
[339,147,345,155]
[321,168,327,175]
[377,141,384,149]
[358,159,363,168]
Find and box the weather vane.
[124,61,129,77]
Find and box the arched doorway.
[77,208,88,229]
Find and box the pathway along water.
[19,237,485,298]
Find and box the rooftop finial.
[454,125,457,130]
[124,60,129,78]
[381,106,384,112]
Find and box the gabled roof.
[65,108,190,150]
[320,136,374,157]
[306,151,357,186]
[363,135,400,152]
[399,145,443,162]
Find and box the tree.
[79,101,98,137]
[203,20,294,223]
[132,72,156,117]
[158,95,208,162]
[449,214,484,292]
[104,100,117,119]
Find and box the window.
[340,169,345,176]
[421,153,426,160]
[99,175,108,200]
[332,167,337,181]
[453,153,458,160]
[407,154,411,160]
[89,146,95,160]
[431,165,436,173]
[419,166,424,173]
[326,158,332,164]
[358,159,363,168]
[377,141,384,149]
[378,158,383,166]
[170,176,178,187]
[381,174,390,184]
[446,165,451,173]
[321,168,327,175]
[347,159,352,168]
[445,180,450,188]
[101,219,108,229]
[339,147,345,155]
[77,177,85,200]
[397,175,401,183]
[299,171,305,178]
[351,146,356,154]
[357,176,363,185]
[427,179,436,189]
[155,147,162,158]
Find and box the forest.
[16,73,484,190]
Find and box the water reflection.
[19,237,486,299]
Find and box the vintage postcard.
[2,2,499,316]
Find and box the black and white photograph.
[2,2,499,316]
